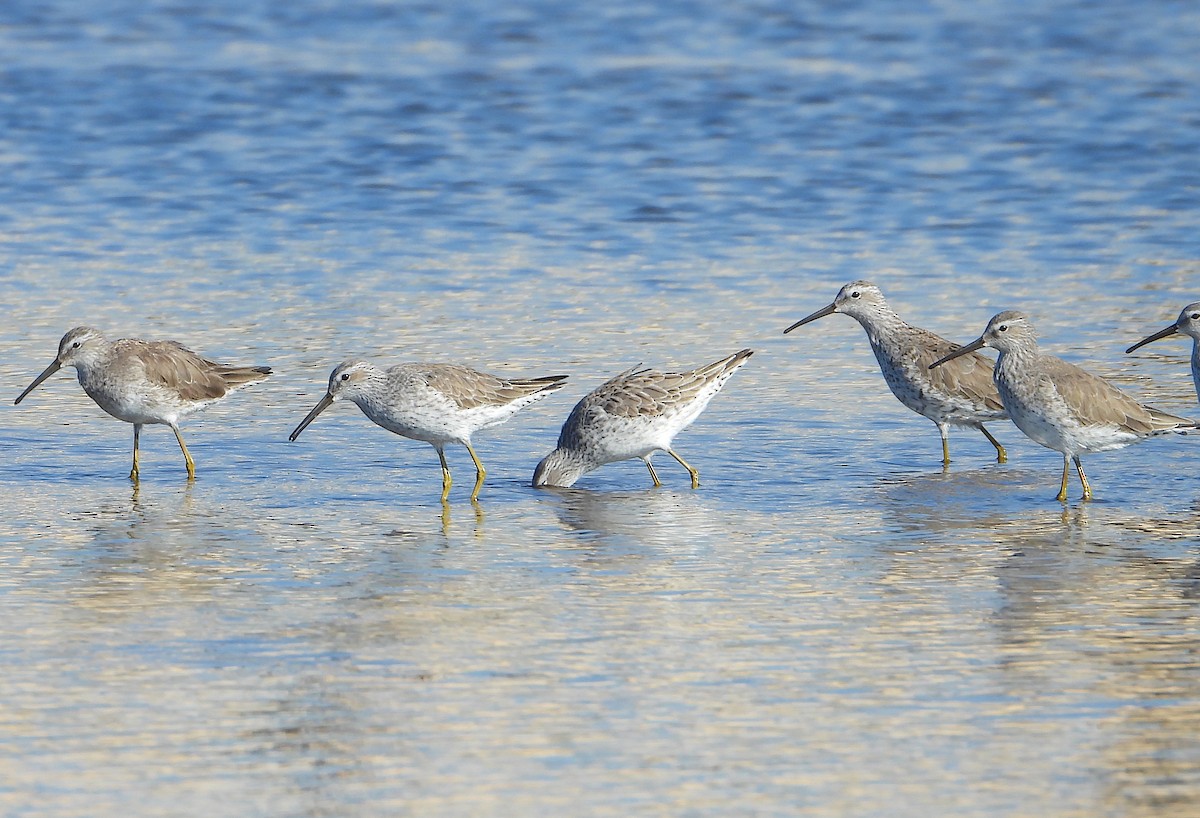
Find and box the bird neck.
[853,307,904,343]
[994,342,1038,375]
[72,346,117,384]
[346,372,389,411]
[543,448,590,486]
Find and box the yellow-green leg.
[667,448,700,489]
[1073,455,1092,501]
[643,458,662,487]
[980,424,1007,464]
[464,442,486,502]
[938,423,951,466]
[437,448,452,502]
[170,424,196,480]
[1056,455,1070,502]
[130,423,142,482]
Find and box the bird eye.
[850,291,861,299]
[71,341,81,349]
[997,324,1009,332]
[340,373,350,381]
[1190,313,1199,320]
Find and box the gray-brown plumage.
[532,349,753,488]
[785,280,1008,464]
[15,326,270,481]
[289,360,568,502]
[931,311,1196,501]
[418,365,565,410]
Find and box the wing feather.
[126,340,229,401]
[120,339,269,401]
[1041,355,1193,433]
[908,329,1005,412]
[420,365,566,409]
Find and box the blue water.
[2,1,1200,816]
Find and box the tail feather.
[699,348,754,378]
[513,374,569,394]
[1147,406,1197,427]
[219,365,272,388]
[1142,406,1197,437]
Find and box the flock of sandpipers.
[13,282,1200,503]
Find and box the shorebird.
[931,311,1196,501]
[15,326,270,481]
[784,281,1009,464]
[532,349,753,489]
[1126,302,1200,403]
[289,360,567,502]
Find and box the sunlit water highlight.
[2,1,1200,815]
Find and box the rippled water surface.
[2,1,1200,815]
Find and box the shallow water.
[3,1,1200,816]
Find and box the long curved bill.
[289,393,335,441]
[929,337,986,370]
[15,359,63,405]
[784,302,837,334]
[1125,323,1179,354]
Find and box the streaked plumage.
[532,349,753,489]
[931,311,1196,501]
[1126,301,1200,403]
[289,360,567,502]
[15,326,270,480]
[784,281,1008,464]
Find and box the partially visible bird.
[931,311,1195,501]
[1126,301,1200,403]
[15,326,270,481]
[290,360,567,502]
[785,281,1009,464]
[532,349,753,489]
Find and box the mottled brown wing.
[132,340,230,401]
[917,332,1004,411]
[422,364,565,410]
[596,371,698,418]
[1041,355,1190,433]
[597,350,751,418]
